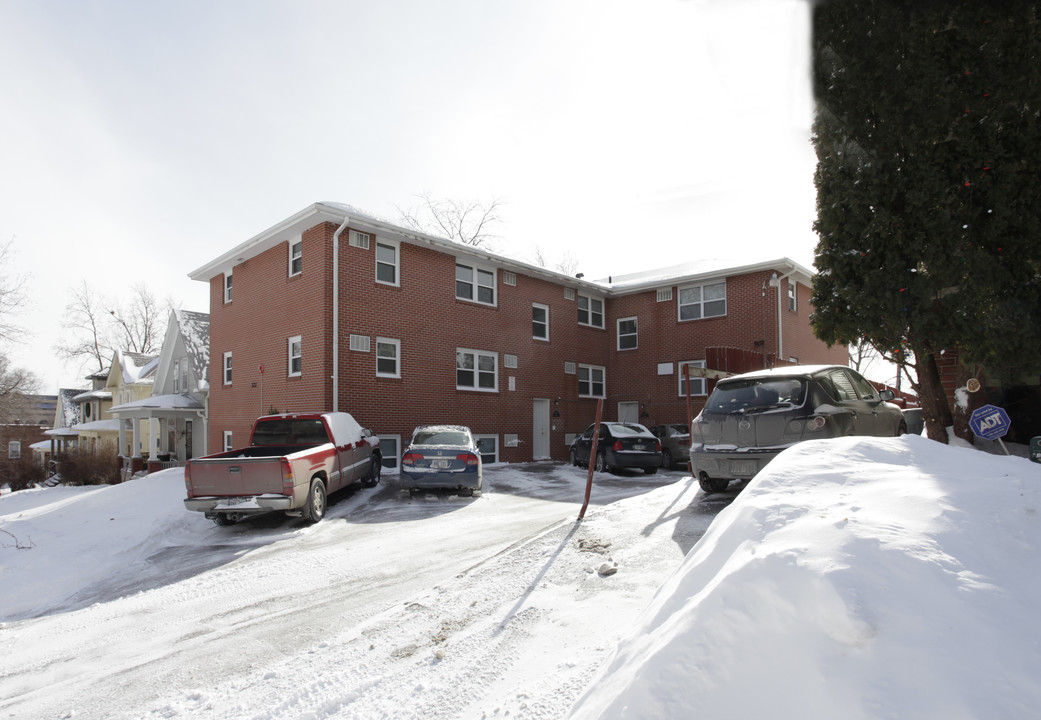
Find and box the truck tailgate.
[188,457,285,496]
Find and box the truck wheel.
[213,513,235,527]
[302,479,327,524]
[361,457,381,488]
[698,474,729,493]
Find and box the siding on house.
[195,204,847,463]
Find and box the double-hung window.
[678,281,726,321]
[532,303,549,340]
[376,338,400,378]
[577,364,605,398]
[617,317,638,350]
[788,280,798,311]
[223,431,233,452]
[577,294,603,328]
[456,349,498,391]
[224,272,233,303]
[376,241,399,286]
[456,263,496,305]
[223,351,232,385]
[678,360,707,397]
[289,238,303,276]
[288,336,302,376]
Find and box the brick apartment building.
[190,202,847,466]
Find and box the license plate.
[431,459,451,469]
[632,444,645,451]
[731,460,757,476]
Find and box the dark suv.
[690,365,906,492]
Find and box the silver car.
[690,365,906,492]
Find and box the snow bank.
[568,434,1041,719]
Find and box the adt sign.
[969,404,1012,440]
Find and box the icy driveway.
[0,461,737,719]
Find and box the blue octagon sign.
[969,404,1012,440]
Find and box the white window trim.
[376,239,400,287]
[475,434,499,464]
[376,337,401,378]
[224,272,233,303]
[577,294,604,329]
[289,237,303,277]
[617,316,638,351]
[379,434,401,470]
[223,431,233,452]
[788,280,798,311]
[172,358,181,394]
[288,335,302,377]
[678,280,727,322]
[578,363,606,399]
[223,351,232,385]
[8,440,21,459]
[456,348,499,392]
[678,360,707,397]
[455,262,497,306]
[533,302,550,341]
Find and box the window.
[172,359,182,393]
[376,241,399,286]
[457,349,498,391]
[224,272,233,303]
[8,441,20,459]
[379,435,400,469]
[456,263,496,305]
[532,303,549,340]
[679,360,707,397]
[678,281,726,321]
[223,351,232,385]
[289,238,302,276]
[376,338,400,378]
[288,336,302,377]
[223,431,233,452]
[180,358,189,392]
[578,364,605,398]
[350,334,371,352]
[350,230,371,249]
[475,435,498,464]
[788,280,798,311]
[577,294,604,328]
[617,317,638,350]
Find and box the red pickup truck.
[184,412,382,525]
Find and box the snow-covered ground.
[2,434,1039,719]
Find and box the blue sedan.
[400,425,483,495]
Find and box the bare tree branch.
[0,352,41,423]
[0,238,29,345]
[397,194,505,249]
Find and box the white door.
[532,399,551,460]
[618,402,639,424]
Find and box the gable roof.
[174,309,210,391]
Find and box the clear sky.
[0,0,816,392]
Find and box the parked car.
[650,424,690,469]
[400,425,483,495]
[184,412,381,525]
[690,364,906,493]
[569,422,662,474]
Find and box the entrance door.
[184,420,193,460]
[618,402,639,424]
[532,399,551,460]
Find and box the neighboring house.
[41,387,86,461]
[190,202,848,465]
[69,367,117,455]
[0,394,56,481]
[108,309,210,465]
[72,352,159,457]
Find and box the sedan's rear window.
[707,378,807,414]
[607,423,650,436]
[413,430,470,446]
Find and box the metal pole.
[578,397,604,521]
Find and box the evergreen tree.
[811,1,1041,442]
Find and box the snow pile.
[568,434,1041,719]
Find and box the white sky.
[0,0,817,392]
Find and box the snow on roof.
[72,419,120,433]
[108,394,204,413]
[44,426,79,437]
[174,309,210,391]
[72,389,113,403]
[121,351,160,384]
[57,388,84,428]
[596,257,816,292]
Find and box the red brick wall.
[0,425,48,481]
[206,222,851,463]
